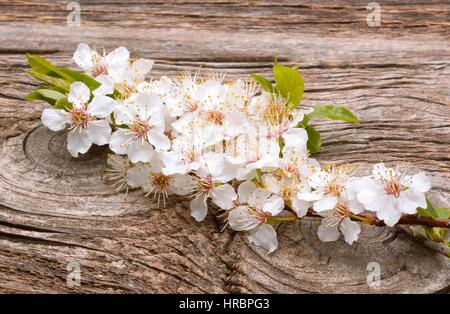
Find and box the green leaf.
[272,63,304,109]
[26,88,66,106]
[307,105,359,125]
[27,70,71,91]
[298,115,309,128]
[434,207,450,219]
[53,97,73,110]
[305,125,321,154]
[425,227,444,242]
[59,68,101,91]
[26,91,56,105]
[27,54,74,82]
[417,200,439,218]
[418,199,450,220]
[251,74,274,93]
[36,85,67,94]
[27,54,54,75]
[36,89,65,101]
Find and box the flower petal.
[354,177,384,212]
[109,129,133,154]
[261,194,284,216]
[113,102,138,126]
[263,174,281,194]
[68,81,90,107]
[398,188,426,214]
[93,74,115,96]
[228,206,258,231]
[308,171,330,190]
[340,217,361,245]
[127,165,148,188]
[237,181,257,204]
[282,127,308,149]
[147,129,170,151]
[190,192,208,222]
[317,217,340,242]
[67,128,93,157]
[247,188,271,209]
[313,196,338,212]
[127,140,155,163]
[135,92,163,121]
[297,190,323,202]
[162,162,190,176]
[170,174,197,196]
[410,172,431,193]
[86,120,111,146]
[292,196,309,217]
[202,153,225,178]
[73,43,94,71]
[132,58,153,76]
[347,197,365,215]
[104,46,129,70]
[87,95,116,118]
[41,108,71,131]
[376,197,402,227]
[247,224,278,253]
[212,158,241,183]
[211,184,237,210]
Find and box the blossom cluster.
[38,44,432,253]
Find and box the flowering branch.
[24,43,450,256]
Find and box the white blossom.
[41,81,115,157]
[297,164,355,213]
[104,154,135,193]
[115,58,154,98]
[228,181,284,253]
[127,156,191,206]
[354,163,431,226]
[263,173,310,218]
[36,44,440,254]
[109,92,170,163]
[316,191,364,244]
[73,43,129,81]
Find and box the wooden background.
[0,0,449,293]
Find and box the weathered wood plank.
[1,0,449,35]
[0,0,449,293]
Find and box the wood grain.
[0,0,449,293]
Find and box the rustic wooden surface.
[0,0,449,293]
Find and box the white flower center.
[383,180,404,198]
[186,102,198,113]
[197,177,215,193]
[151,172,171,193]
[185,149,198,163]
[206,110,224,125]
[70,107,91,129]
[92,62,108,77]
[327,202,350,227]
[116,82,137,99]
[130,119,151,140]
[325,181,343,197]
[284,163,300,177]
